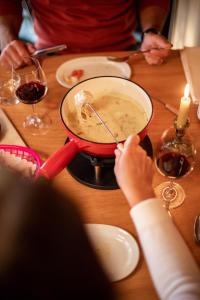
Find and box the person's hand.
[141,32,172,65]
[0,40,36,69]
[114,135,155,208]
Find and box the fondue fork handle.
[117,143,124,152]
[39,140,79,179]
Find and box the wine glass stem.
[165,181,174,216]
[32,104,36,114]
[169,180,174,190]
[162,180,177,207]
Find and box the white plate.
[56,56,131,88]
[85,224,140,282]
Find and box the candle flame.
[184,83,190,97]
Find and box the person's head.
[0,166,114,299]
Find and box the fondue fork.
[107,47,166,62]
[83,103,124,152]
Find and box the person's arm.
[0,0,22,49]
[114,135,200,299]
[0,2,35,69]
[139,0,172,65]
[140,0,169,33]
[131,199,200,300]
[0,15,21,50]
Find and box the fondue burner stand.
[65,136,153,190]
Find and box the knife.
[152,96,178,115]
[32,44,67,58]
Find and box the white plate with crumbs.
[85,224,140,282]
[56,56,131,88]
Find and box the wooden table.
[2,51,200,300]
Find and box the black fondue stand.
[65,136,153,190]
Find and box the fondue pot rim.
[60,75,153,145]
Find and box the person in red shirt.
[0,0,172,69]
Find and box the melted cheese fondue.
[63,93,148,143]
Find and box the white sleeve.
[130,198,200,300]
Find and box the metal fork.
[107,47,165,62]
[32,44,67,58]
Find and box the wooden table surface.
[1,50,200,300]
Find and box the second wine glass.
[154,121,196,209]
[15,57,52,135]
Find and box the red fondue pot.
[40,76,153,178]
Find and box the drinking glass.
[154,121,196,209]
[0,67,20,105]
[15,57,52,135]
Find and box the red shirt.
[0,0,169,52]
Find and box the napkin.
[0,109,26,146]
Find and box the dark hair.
[0,169,114,300]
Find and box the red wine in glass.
[156,152,191,178]
[16,81,47,104]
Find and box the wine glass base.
[154,181,185,209]
[23,113,52,135]
[0,97,20,106]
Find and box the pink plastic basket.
[0,145,42,178]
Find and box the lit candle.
[176,84,191,129]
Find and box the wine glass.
[15,57,52,135]
[154,120,196,209]
[0,66,20,105]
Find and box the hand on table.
[141,32,172,65]
[114,135,155,208]
[0,40,36,69]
